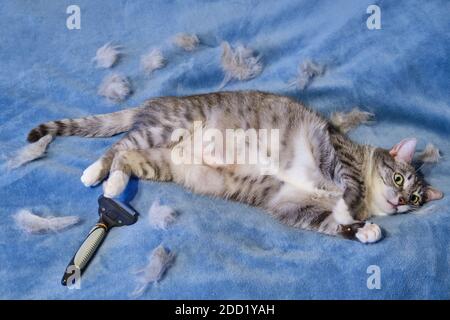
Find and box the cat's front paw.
[355,222,382,244]
[103,170,129,198]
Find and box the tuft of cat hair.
[98,73,131,102]
[8,134,53,169]
[416,143,441,163]
[330,108,374,133]
[294,59,325,89]
[220,42,263,88]
[93,43,121,68]
[14,209,80,234]
[140,49,165,75]
[148,200,177,230]
[173,33,200,51]
[131,245,175,297]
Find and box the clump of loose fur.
[330,108,374,133]
[148,200,177,230]
[131,245,175,297]
[93,43,121,68]
[140,49,165,75]
[14,209,80,234]
[416,143,441,163]
[8,134,53,168]
[294,59,325,89]
[98,73,131,102]
[220,42,263,88]
[173,33,200,51]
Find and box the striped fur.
[27,108,144,142]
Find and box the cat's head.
[369,138,443,215]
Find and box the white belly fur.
[276,127,325,192]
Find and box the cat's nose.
[398,196,406,205]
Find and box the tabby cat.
[27,91,443,243]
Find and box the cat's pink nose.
[398,197,406,205]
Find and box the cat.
[27,91,443,243]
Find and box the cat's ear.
[425,186,444,202]
[389,138,417,163]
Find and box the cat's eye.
[393,172,404,187]
[410,193,421,206]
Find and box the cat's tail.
[27,107,143,142]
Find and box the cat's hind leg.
[102,148,175,198]
[80,127,158,187]
[102,147,228,198]
[81,159,110,187]
[101,151,131,198]
[80,140,135,188]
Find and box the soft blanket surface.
[0,0,449,299]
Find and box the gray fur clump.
[8,134,53,168]
[416,143,441,163]
[14,209,80,234]
[173,33,199,51]
[330,108,374,133]
[295,59,325,89]
[93,43,121,69]
[98,73,131,102]
[132,245,175,297]
[148,200,177,230]
[220,42,263,88]
[140,49,165,75]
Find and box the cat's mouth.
[386,199,397,208]
[385,199,398,213]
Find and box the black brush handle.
[61,223,108,286]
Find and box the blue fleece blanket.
[0,0,449,299]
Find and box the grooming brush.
[61,195,138,286]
